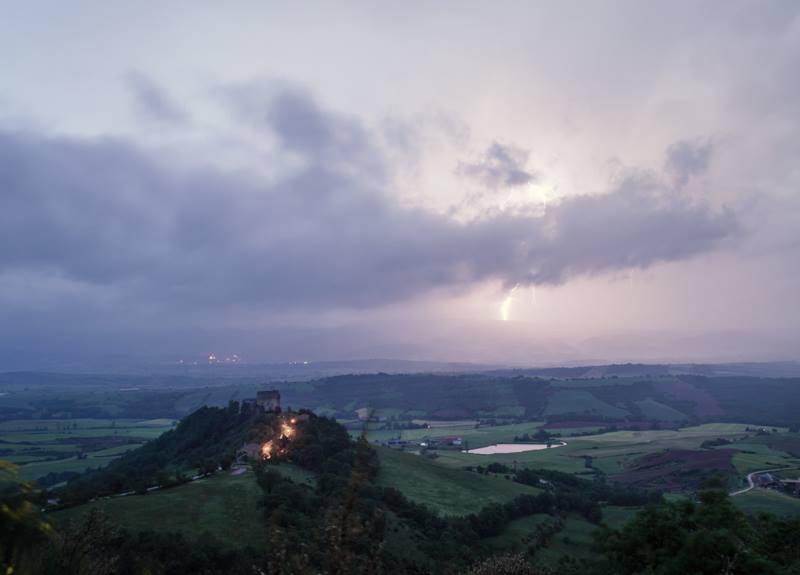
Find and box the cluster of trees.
[54,404,255,506]
[384,420,427,431]
[467,462,513,475]
[513,429,552,443]
[701,437,733,448]
[596,488,800,575]
[243,416,672,572]
[246,415,574,572]
[515,469,663,510]
[21,484,797,575]
[5,407,800,574]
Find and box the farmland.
[375,446,540,516]
[3,364,798,575]
[0,418,176,482]
[733,488,800,516]
[381,423,800,493]
[5,369,799,499]
[4,368,800,427]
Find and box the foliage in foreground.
[597,488,800,575]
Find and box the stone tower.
[256,390,281,412]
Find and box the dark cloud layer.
[0,90,737,319]
[127,71,188,124]
[458,142,537,189]
[665,139,713,189]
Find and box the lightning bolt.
[500,284,519,321]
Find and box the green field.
[484,504,639,559]
[375,447,540,516]
[482,513,552,552]
[0,418,176,481]
[537,516,601,562]
[731,447,800,476]
[733,488,800,516]
[484,514,602,563]
[52,470,267,549]
[404,424,800,489]
[432,442,590,475]
[363,421,547,449]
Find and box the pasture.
[0,418,176,482]
[375,447,540,516]
[404,422,800,491]
[52,469,266,549]
[362,420,547,448]
[733,488,800,516]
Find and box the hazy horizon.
[2,2,799,368]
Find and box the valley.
[3,365,800,573]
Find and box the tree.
[40,509,120,575]
[598,489,780,575]
[467,553,550,575]
[0,462,53,574]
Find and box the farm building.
[423,436,463,448]
[756,473,777,487]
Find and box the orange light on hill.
[261,441,274,459]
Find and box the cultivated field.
[385,423,800,493]
[375,447,540,516]
[0,418,176,481]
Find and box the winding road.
[729,467,796,496]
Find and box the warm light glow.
[281,423,295,439]
[500,284,519,321]
[260,441,274,459]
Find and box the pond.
[465,442,566,455]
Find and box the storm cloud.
[0,89,737,315]
[665,139,713,189]
[457,142,537,189]
[2,1,798,366]
[127,71,188,124]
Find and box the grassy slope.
[51,448,544,551]
[731,446,800,476]
[482,513,551,551]
[733,488,800,516]
[538,516,600,562]
[52,470,267,549]
[544,390,629,418]
[375,447,540,516]
[634,399,688,421]
[484,513,604,562]
[433,443,589,475]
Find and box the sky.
[1,1,799,368]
